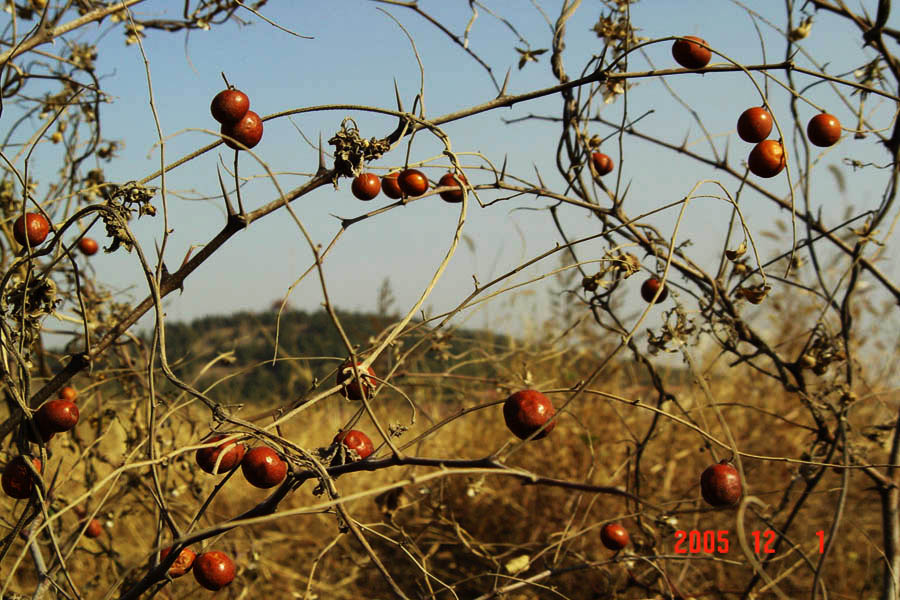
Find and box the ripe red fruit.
[591,152,614,176]
[736,107,773,143]
[640,277,668,303]
[210,89,250,125]
[161,546,196,578]
[78,237,99,256]
[196,434,246,474]
[13,213,49,247]
[503,390,557,440]
[336,360,377,400]
[221,110,263,150]
[600,523,630,551]
[672,35,711,69]
[437,172,469,203]
[58,386,77,401]
[382,172,404,199]
[807,113,841,147]
[36,399,79,433]
[700,461,742,507]
[84,518,103,539]
[241,446,287,488]
[193,550,236,591]
[2,456,41,499]
[352,173,381,201]
[333,429,374,460]
[748,140,786,178]
[398,169,428,197]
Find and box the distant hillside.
[143,308,513,403]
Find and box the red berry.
[381,172,404,199]
[2,456,41,499]
[161,546,196,578]
[196,434,246,474]
[600,522,630,551]
[640,278,668,304]
[210,89,250,125]
[221,110,263,150]
[84,518,103,539]
[398,169,428,197]
[736,107,773,143]
[748,140,786,178]
[336,360,377,401]
[241,446,287,488]
[503,390,557,440]
[352,173,381,201]
[333,429,374,460]
[193,550,236,591]
[672,35,711,69]
[807,113,841,147]
[36,399,79,433]
[591,152,614,176]
[700,461,742,507]
[78,236,99,256]
[13,213,49,247]
[437,172,469,203]
[58,386,78,401]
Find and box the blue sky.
[18,1,898,349]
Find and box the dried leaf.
[735,284,771,304]
[725,241,747,262]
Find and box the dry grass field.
[3,324,895,599]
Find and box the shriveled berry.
[333,429,374,460]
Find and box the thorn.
[160,262,184,295]
[620,180,632,203]
[498,69,511,98]
[393,79,404,112]
[216,165,236,217]
[499,155,508,181]
[533,164,546,189]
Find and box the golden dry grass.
[2,339,895,600]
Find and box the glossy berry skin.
[737,107,773,143]
[58,386,77,401]
[600,523,630,551]
[84,518,103,539]
[221,110,263,150]
[161,546,196,578]
[700,461,742,507]
[241,446,287,488]
[672,36,711,69]
[334,429,374,460]
[640,278,668,303]
[193,551,236,591]
[336,360,377,400]
[748,140,786,178]
[36,399,79,433]
[196,434,246,474]
[13,213,49,247]
[210,89,250,125]
[2,457,41,499]
[807,113,841,147]
[381,172,404,199]
[437,172,469,203]
[78,237,99,256]
[591,152,614,176]
[503,390,556,440]
[352,173,381,201]
[398,169,428,197]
